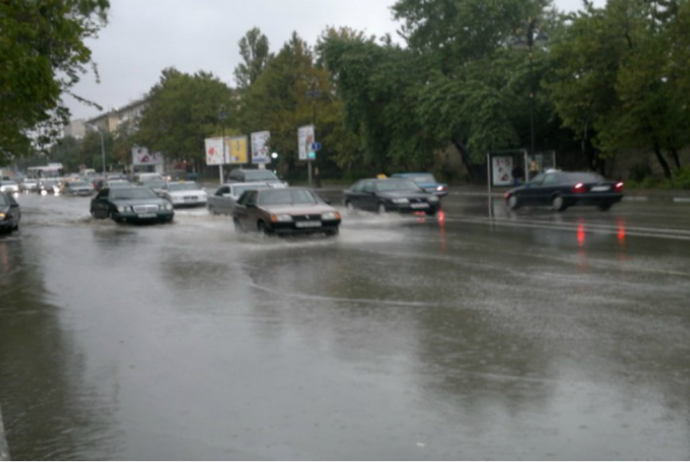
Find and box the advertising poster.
[132,147,163,166]
[204,137,224,165]
[226,136,248,164]
[251,131,270,164]
[492,156,513,186]
[297,125,314,161]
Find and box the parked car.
[343,178,441,216]
[233,187,341,236]
[90,187,174,224]
[161,181,208,208]
[207,182,279,215]
[0,191,20,233]
[63,180,94,196]
[0,180,19,194]
[390,173,448,197]
[226,168,287,186]
[505,170,624,212]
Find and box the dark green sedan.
[90,187,174,224]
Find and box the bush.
[670,167,690,190]
[628,163,653,183]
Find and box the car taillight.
[572,183,586,193]
[437,185,447,191]
[504,192,510,199]
[615,182,624,192]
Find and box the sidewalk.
[0,402,8,461]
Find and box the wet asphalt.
[0,190,689,460]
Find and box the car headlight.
[321,212,341,220]
[392,198,409,204]
[117,205,127,213]
[428,196,439,202]
[271,214,293,223]
[0,212,6,219]
[165,203,173,211]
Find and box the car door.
[344,181,365,209]
[234,190,258,227]
[91,189,111,218]
[361,181,378,211]
[520,173,545,205]
[8,194,20,225]
[214,186,231,213]
[538,173,561,205]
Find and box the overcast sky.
[66,0,606,121]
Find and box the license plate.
[591,186,610,192]
[138,213,156,218]
[410,203,429,209]
[295,221,322,228]
[184,196,197,201]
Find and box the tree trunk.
[668,147,681,170]
[451,137,475,183]
[653,140,672,179]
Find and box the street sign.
[311,142,321,151]
[251,131,270,164]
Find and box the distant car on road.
[63,180,94,196]
[207,182,280,215]
[21,178,39,192]
[161,181,207,208]
[233,187,340,236]
[226,168,287,186]
[135,173,167,195]
[90,187,174,224]
[390,173,448,197]
[0,191,20,233]
[505,171,624,212]
[343,178,441,216]
[0,180,19,194]
[38,179,60,194]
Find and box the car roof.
[221,181,274,187]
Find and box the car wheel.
[345,201,356,215]
[325,228,339,237]
[12,223,19,231]
[597,202,612,211]
[508,195,520,210]
[257,221,271,235]
[551,195,566,212]
[377,203,387,215]
[208,205,216,215]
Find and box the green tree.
[234,28,272,90]
[0,0,109,161]
[137,68,236,169]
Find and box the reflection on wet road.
[1,192,689,460]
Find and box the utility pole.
[305,88,321,187]
[218,108,228,184]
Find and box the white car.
[162,181,208,208]
[0,181,19,193]
[207,181,285,215]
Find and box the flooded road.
[1,191,689,460]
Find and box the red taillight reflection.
[573,183,586,193]
[615,182,624,192]
[438,210,446,227]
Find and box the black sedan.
[505,171,624,212]
[90,187,175,223]
[343,178,441,215]
[0,192,20,233]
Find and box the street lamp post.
[87,124,106,178]
[217,108,228,184]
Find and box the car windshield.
[110,188,158,200]
[0,194,8,206]
[243,170,279,181]
[258,189,317,205]
[168,183,200,191]
[70,181,89,188]
[409,174,436,183]
[376,180,422,192]
[2,181,17,186]
[564,172,606,183]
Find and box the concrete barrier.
[0,402,8,461]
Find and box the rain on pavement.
[1,190,689,460]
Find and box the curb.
[0,402,9,461]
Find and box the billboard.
[226,136,248,164]
[204,137,224,165]
[251,131,270,164]
[297,125,315,161]
[132,147,163,166]
[491,156,513,186]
